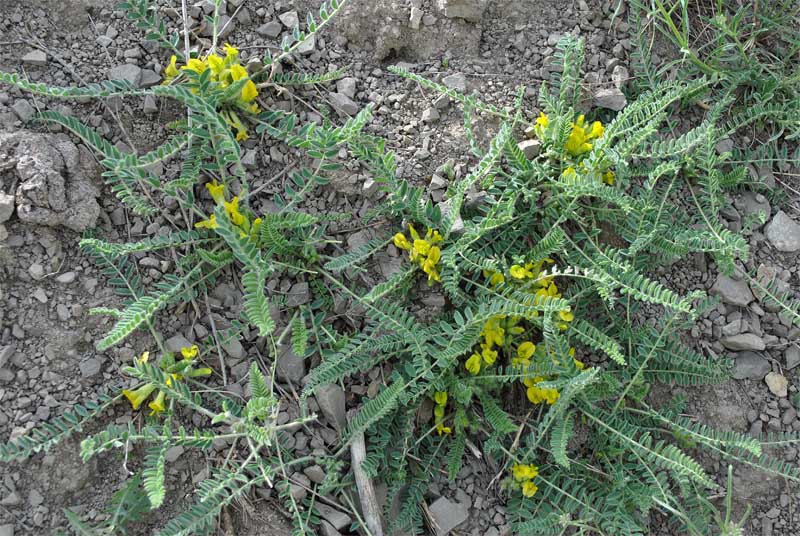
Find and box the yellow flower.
[588,120,604,139]
[603,170,615,185]
[207,53,225,76]
[481,318,505,347]
[481,344,498,365]
[426,228,443,244]
[434,405,445,419]
[164,55,179,81]
[422,246,441,283]
[194,214,218,230]
[574,359,586,370]
[509,264,533,279]
[522,481,539,498]
[148,390,167,416]
[465,353,482,375]
[122,383,157,411]
[536,112,549,128]
[137,351,150,364]
[483,270,505,286]
[558,309,574,322]
[223,43,239,61]
[512,463,539,481]
[517,342,536,361]
[413,239,430,258]
[393,232,411,250]
[436,423,452,435]
[235,129,249,142]
[181,58,208,74]
[224,196,246,227]
[241,80,259,103]
[434,391,448,406]
[408,224,421,241]
[181,345,199,359]
[543,388,560,405]
[206,179,226,205]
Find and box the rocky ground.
[0,0,798,535]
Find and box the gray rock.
[422,107,440,123]
[611,65,629,89]
[518,139,541,159]
[734,191,771,224]
[316,503,352,531]
[315,383,346,432]
[56,271,77,284]
[428,496,469,535]
[430,174,448,190]
[303,465,326,483]
[0,192,14,223]
[437,0,488,22]
[165,334,192,353]
[732,351,771,380]
[286,282,311,307]
[593,88,627,111]
[710,274,754,307]
[28,262,44,279]
[296,34,316,55]
[3,131,101,231]
[442,73,467,92]
[33,288,47,303]
[165,445,184,463]
[28,489,44,507]
[785,345,800,370]
[0,345,14,368]
[328,93,359,116]
[143,94,158,114]
[279,10,299,28]
[276,345,306,384]
[257,21,283,37]
[217,15,236,38]
[223,338,245,359]
[79,358,103,378]
[139,69,162,88]
[721,334,766,351]
[765,372,788,397]
[0,523,13,536]
[715,138,734,154]
[11,100,35,122]
[336,77,358,100]
[318,521,342,536]
[108,64,143,87]
[765,211,800,252]
[410,6,423,29]
[22,50,47,66]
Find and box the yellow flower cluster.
[163,44,260,141]
[394,224,443,284]
[512,463,540,498]
[534,112,615,185]
[194,179,262,240]
[465,315,524,375]
[432,391,451,435]
[122,345,211,417]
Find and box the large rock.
[275,345,306,384]
[710,274,754,307]
[315,383,346,432]
[428,496,469,535]
[0,131,101,232]
[437,0,488,22]
[765,211,800,252]
[108,64,143,87]
[593,88,627,111]
[731,351,771,380]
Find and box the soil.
[0,0,798,535]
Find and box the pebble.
[286,282,311,307]
[28,263,45,279]
[55,271,77,284]
[275,345,306,384]
[32,288,48,303]
[279,10,299,28]
[721,334,765,351]
[143,94,158,114]
[336,77,358,100]
[21,50,47,66]
[328,92,359,116]
[518,139,541,159]
[316,503,352,531]
[732,352,771,380]
[428,496,469,535]
[442,73,467,92]
[315,383,346,432]
[422,107,440,123]
[765,211,800,252]
[785,345,800,370]
[710,274,754,307]
[108,64,143,88]
[79,357,103,378]
[256,21,283,37]
[438,0,487,22]
[593,87,627,110]
[0,192,14,223]
[11,99,35,122]
[0,523,13,536]
[165,334,192,353]
[764,372,788,397]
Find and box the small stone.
[318,521,341,536]
[296,34,316,55]
[765,372,788,397]
[257,21,283,37]
[430,174,448,190]
[223,338,245,359]
[28,488,44,506]
[437,0,488,23]
[79,357,102,378]
[315,383,346,432]
[165,445,184,463]
[0,192,14,223]
[611,65,629,89]
[427,496,469,535]
[422,107,440,123]
[96,35,113,47]
[722,334,765,351]
[276,345,306,384]
[0,523,13,536]
[56,271,77,284]
[139,69,162,88]
[165,335,192,353]
[56,303,70,321]
[242,149,257,170]
[765,210,800,252]
[328,93,359,116]
[732,352,771,380]
[11,99,35,122]
[22,50,47,66]
[518,139,541,159]
[317,504,352,530]
[410,6,423,29]
[108,64,143,88]
[303,465,326,484]
[442,73,467,92]
[710,274,754,307]
[28,263,45,279]
[336,77,357,100]
[0,492,21,506]
[279,10,299,28]
[32,288,48,303]
[715,138,734,154]
[143,94,158,114]
[216,15,236,38]
[286,282,310,307]
[0,345,13,368]
[593,87,627,111]
[785,345,800,370]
